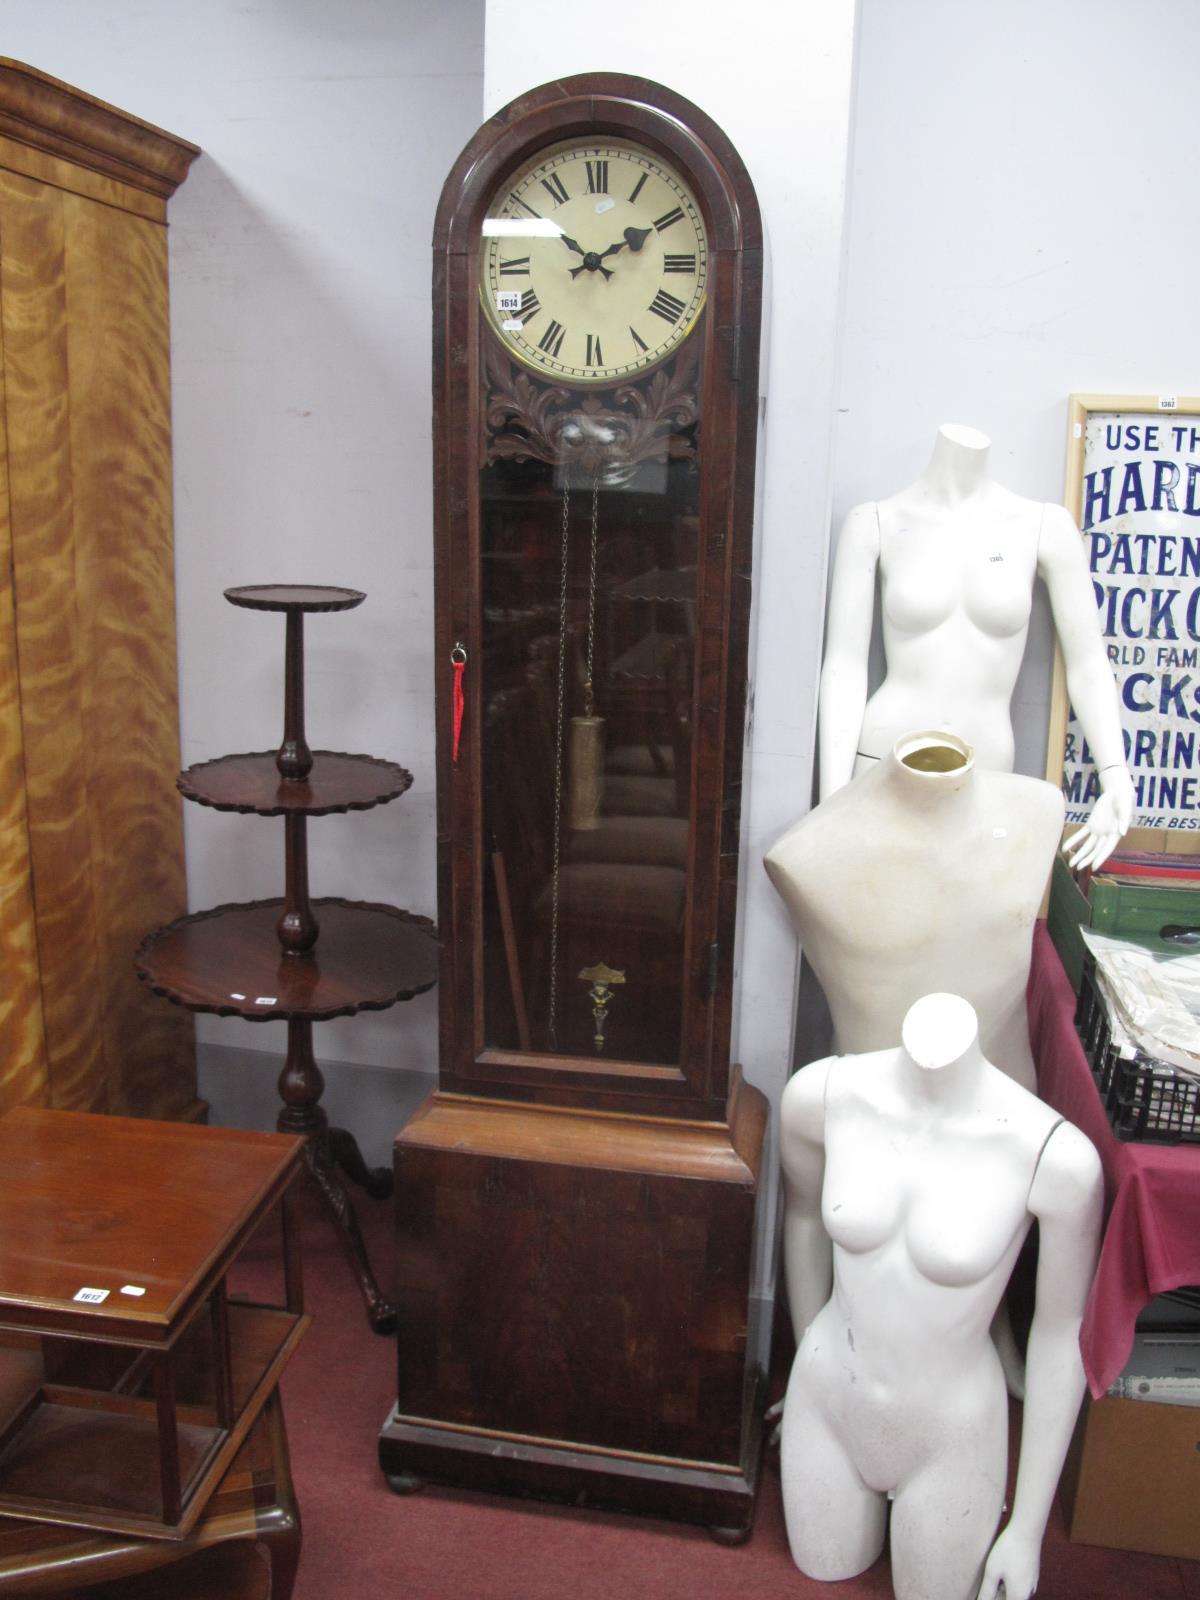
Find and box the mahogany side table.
[0,1108,307,1542]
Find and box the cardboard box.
[1060,1392,1200,1560]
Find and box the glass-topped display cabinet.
[382,73,769,1539]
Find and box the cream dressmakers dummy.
[765,730,1061,1091]
[818,423,1133,871]
[779,993,1102,1600]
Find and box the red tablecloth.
[1028,921,1200,1396]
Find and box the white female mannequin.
[780,993,1102,1600]
[818,423,1133,871]
[765,729,1061,1091]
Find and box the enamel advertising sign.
[1059,396,1200,834]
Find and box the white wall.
[0,2,485,1129]
[484,0,860,1121]
[167,2,484,1081]
[833,0,1200,776]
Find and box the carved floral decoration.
[483,339,700,488]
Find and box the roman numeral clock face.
[480,140,708,384]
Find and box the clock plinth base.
[379,1072,768,1534]
[378,1397,764,1539]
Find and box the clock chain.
[547,475,571,1050]
[585,477,599,717]
[547,469,603,1051]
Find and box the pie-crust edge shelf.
[177,751,413,816]
[135,899,438,1022]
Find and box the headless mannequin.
[780,993,1102,1600]
[765,730,1061,1091]
[818,423,1133,871]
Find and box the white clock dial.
[481,138,707,385]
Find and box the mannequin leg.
[887,1425,1006,1600]
[780,1377,887,1580]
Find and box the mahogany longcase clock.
[380,73,768,1537]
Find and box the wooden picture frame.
[1046,392,1200,855]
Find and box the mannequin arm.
[977,1122,1102,1600]
[1039,504,1132,869]
[779,1056,833,1340]
[1063,776,1134,872]
[817,504,880,801]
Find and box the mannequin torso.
[818,423,1133,868]
[780,993,1102,1600]
[861,479,1043,772]
[765,731,1062,1090]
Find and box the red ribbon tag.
[452,656,465,764]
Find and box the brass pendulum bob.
[578,962,626,1054]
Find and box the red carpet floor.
[235,1183,1200,1600]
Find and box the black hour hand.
[569,259,614,280]
[561,233,614,280]
[623,226,652,252]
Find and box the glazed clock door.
[433,74,762,1120]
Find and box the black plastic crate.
[1104,1050,1200,1143]
[1074,958,1200,1144]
